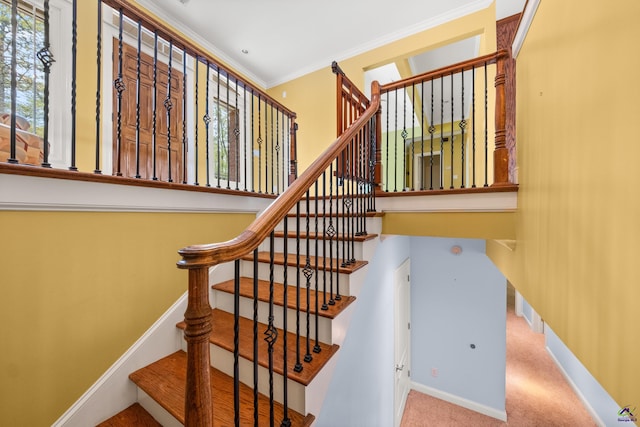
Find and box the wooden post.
[492,49,510,186]
[184,266,213,427]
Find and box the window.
[210,97,239,182]
[0,0,45,137]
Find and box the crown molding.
[512,0,541,59]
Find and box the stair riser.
[177,341,307,414]
[261,237,365,260]
[137,389,182,427]
[240,261,353,296]
[280,216,382,236]
[214,290,334,343]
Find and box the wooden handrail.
[178,81,381,269]
[380,50,507,93]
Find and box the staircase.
[97,206,383,426]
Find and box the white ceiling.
[137,0,525,89]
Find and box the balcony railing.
[0,0,297,195]
[333,50,512,194]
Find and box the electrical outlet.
[431,368,438,378]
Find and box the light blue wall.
[409,237,507,413]
[522,297,534,325]
[545,325,632,427]
[315,235,410,427]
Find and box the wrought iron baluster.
[313,181,321,354]
[394,88,398,192]
[411,83,415,190]
[264,232,277,427]
[216,67,221,188]
[484,61,489,187]
[151,32,158,181]
[166,40,174,182]
[7,0,18,164]
[402,85,407,191]
[281,219,291,427]
[294,201,303,372]
[266,102,270,194]
[440,77,444,189]
[385,91,389,192]
[420,82,424,189]
[90,0,99,171]
[69,0,77,170]
[472,65,476,188]
[134,21,142,179]
[253,249,259,427]
[243,85,248,191]
[429,79,434,190]
[39,0,54,168]
[460,69,466,188]
[369,115,377,213]
[275,108,280,195]
[341,148,347,267]
[113,8,125,176]
[450,72,454,189]
[327,161,336,307]
[303,190,313,363]
[270,104,275,194]
[194,56,199,185]
[234,78,240,190]
[226,72,230,190]
[251,91,255,192]
[182,49,187,184]
[257,95,263,193]
[322,171,328,311]
[333,158,340,304]
[234,259,241,427]
[204,62,211,186]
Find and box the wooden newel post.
[493,49,509,186]
[184,266,213,427]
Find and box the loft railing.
[337,50,510,193]
[177,80,380,426]
[0,0,296,195]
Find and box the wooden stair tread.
[96,403,161,427]
[273,230,377,242]
[129,351,314,427]
[242,251,368,274]
[177,309,339,386]
[213,277,355,319]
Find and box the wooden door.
[113,40,184,182]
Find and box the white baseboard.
[52,292,188,427]
[410,381,507,422]
[545,346,605,427]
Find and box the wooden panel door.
[113,40,184,182]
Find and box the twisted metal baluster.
[250,91,255,192]
[151,32,158,180]
[270,104,275,194]
[484,62,489,187]
[321,171,328,311]
[39,0,54,168]
[401,85,407,191]
[472,66,476,188]
[216,67,221,188]
[281,220,291,427]
[165,40,174,182]
[394,88,398,192]
[243,84,248,191]
[134,21,142,179]
[252,249,259,426]
[113,8,125,176]
[460,69,466,188]
[275,108,280,195]
[204,62,211,186]
[264,232,278,427]
[257,95,263,193]
[450,72,454,189]
[303,190,313,363]
[234,78,240,190]
[7,0,18,164]
[411,83,415,190]
[194,56,199,185]
[182,48,187,184]
[313,181,321,354]
[294,201,303,373]
[91,0,99,171]
[69,0,77,170]
[440,77,444,189]
[429,79,435,190]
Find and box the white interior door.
[394,258,411,426]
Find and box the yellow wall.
[488,0,640,407]
[0,211,254,426]
[384,211,515,240]
[268,4,496,174]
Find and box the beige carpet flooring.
[400,302,596,426]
